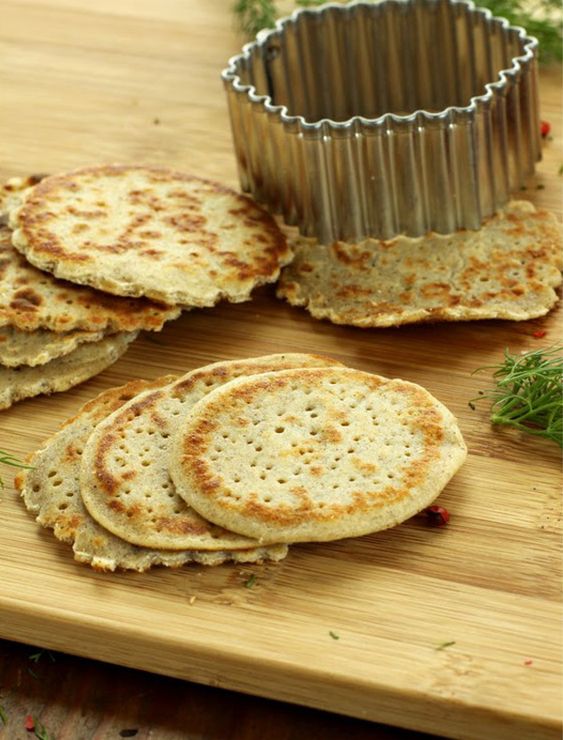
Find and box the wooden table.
[0,637,433,739]
[0,2,561,739]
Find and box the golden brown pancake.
[169,367,467,543]
[0,176,181,332]
[16,377,287,570]
[8,164,292,306]
[0,224,181,333]
[0,325,106,367]
[277,201,562,327]
[79,354,342,550]
[0,332,137,409]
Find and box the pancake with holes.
[0,331,137,410]
[79,354,343,550]
[169,367,467,543]
[277,201,563,327]
[15,377,287,571]
[7,164,292,306]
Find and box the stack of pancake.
[16,353,467,572]
[0,166,292,408]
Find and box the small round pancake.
[8,165,292,306]
[277,201,563,327]
[169,367,467,543]
[79,354,343,550]
[0,331,137,409]
[0,325,106,367]
[15,377,287,571]
[0,225,181,332]
[0,177,181,333]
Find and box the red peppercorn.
[540,120,551,138]
[425,505,450,526]
[533,329,546,338]
[24,715,35,732]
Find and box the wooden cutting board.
[1,2,561,739]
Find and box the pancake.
[169,367,467,543]
[277,201,563,327]
[0,331,137,409]
[0,325,106,367]
[15,377,287,570]
[7,164,292,306]
[0,175,181,332]
[79,354,343,550]
[0,224,181,333]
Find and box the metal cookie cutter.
[222,0,540,244]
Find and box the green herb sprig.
[233,0,562,63]
[0,450,32,489]
[435,640,456,651]
[471,347,563,446]
[29,650,56,664]
[233,0,277,37]
[31,718,55,740]
[483,0,562,63]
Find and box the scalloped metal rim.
[222,1,537,128]
[222,0,541,242]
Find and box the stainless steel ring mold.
[222,0,540,243]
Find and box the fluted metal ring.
[222,0,540,243]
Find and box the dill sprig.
[435,640,456,651]
[483,0,562,63]
[31,718,55,740]
[472,347,563,446]
[0,450,32,489]
[233,0,277,36]
[233,0,562,63]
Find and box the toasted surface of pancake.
[277,201,563,327]
[15,377,287,570]
[0,325,106,367]
[0,332,136,409]
[80,354,343,550]
[0,224,181,332]
[169,367,467,543]
[8,165,292,306]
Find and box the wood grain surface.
[0,2,561,740]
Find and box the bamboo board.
[0,2,561,739]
